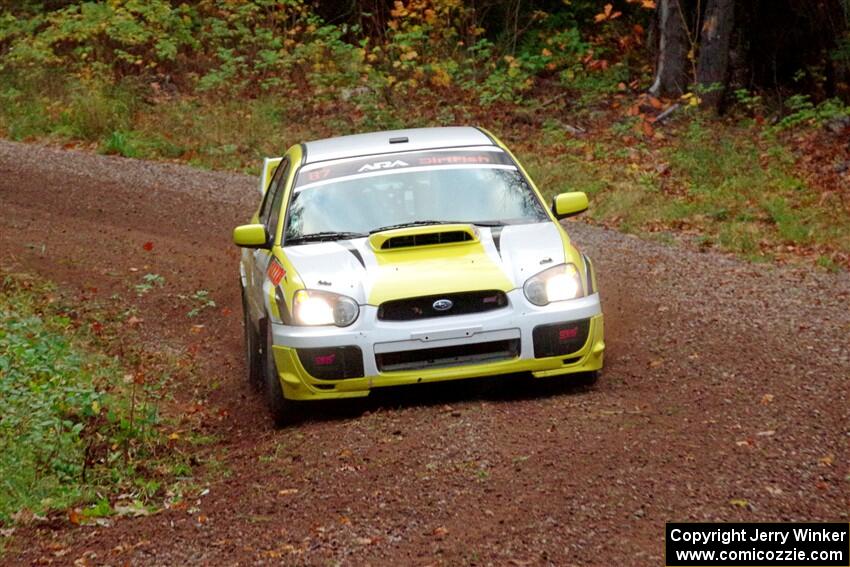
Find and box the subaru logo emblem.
[432,299,453,312]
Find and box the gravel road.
[1,139,848,566]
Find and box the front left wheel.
[241,287,263,389]
[263,322,302,427]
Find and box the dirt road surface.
[1,140,848,566]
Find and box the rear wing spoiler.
[258,157,284,195]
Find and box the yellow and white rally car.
[234,127,604,424]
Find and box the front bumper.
[270,290,604,401]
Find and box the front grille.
[296,346,364,380]
[376,339,519,372]
[532,319,590,358]
[377,290,508,321]
[382,230,472,249]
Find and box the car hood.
[283,222,567,305]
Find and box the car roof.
[301,127,496,164]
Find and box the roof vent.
[389,136,409,144]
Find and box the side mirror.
[233,224,270,248]
[552,192,589,219]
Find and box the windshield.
[284,148,548,242]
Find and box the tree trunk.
[649,0,691,97]
[696,0,735,110]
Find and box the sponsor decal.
[314,353,336,366]
[267,258,286,286]
[295,150,515,188]
[559,327,579,341]
[417,155,492,165]
[357,160,410,172]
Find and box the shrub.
[0,275,163,524]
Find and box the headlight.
[523,263,583,306]
[292,289,359,326]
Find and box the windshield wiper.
[286,231,366,244]
[369,220,505,234]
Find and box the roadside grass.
[0,273,203,551]
[521,118,850,267]
[1,71,848,269]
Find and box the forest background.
[2,0,850,268]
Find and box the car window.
[285,149,548,239]
[260,158,290,237]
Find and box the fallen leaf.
[433,526,449,538]
[819,454,834,467]
[68,509,82,525]
[169,500,188,511]
[142,242,154,251]
[729,498,749,508]
[760,393,774,405]
[278,488,299,496]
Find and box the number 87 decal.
[306,168,330,181]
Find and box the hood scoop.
[369,224,478,251]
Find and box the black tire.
[263,322,302,427]
[241,288,263,389]
[575,370,599,387]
